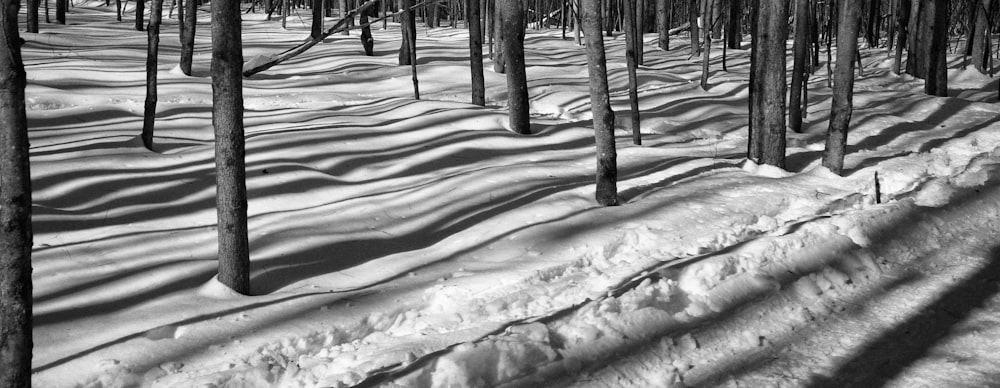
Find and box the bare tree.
[822,0,862,175]
[135,0,145,30]
[891,0,910,74]
[399,0,417,65]
[180,0,196,75]
[0,0,33,383]
[970,0,993,74]
[727,0,742,48]
[56,0,67,24]
[468,0,486,106]
[212,0,251,294]
[142,0,163,150]
[360,5,375,55]
[656,0,671,50]
[747,0,788,168]
[311,0,323,38]
[499,0,530,134]
[26,0,39,32]
[582,0,618,205]
[788,0,809,133]
[624,0,642,144]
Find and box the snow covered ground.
[23,3,1000,387]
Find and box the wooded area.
[2,0,999,385]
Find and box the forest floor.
[23,3,1000,388]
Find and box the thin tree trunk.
[689,0,700,56]
[499,0,529,134]
[0,0,32,382]
[581,0,618,206]
[360,5,374,55]
[726,0,741,48]
[624,0,642,144]
[699,0,711,89]
[822,0,862,175]
[27,0,39,32]
[748,0,788,168]
[657,0,670,50]
[971,0,993,73]
[403,8,420,99]
[399,0,416,65]
[493,1,506,72]
[635,0,645,64]
[892,0,909,73]
[212,0,250,295]
[788,0,808,133]
[283,0,290,28]
[180,0,196,74]
[142,0,162,150]
[135,0,145,30]
[469,0,486,106]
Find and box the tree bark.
[493,1,506,72]
[923,0,947,96]
[135,0,145,30]
[635,0,645,64]
[212,0,250,295]
[401,6,420,98]
[340,0,350,35]
[399,0,416,65]
[180,0,196,75]
[699,0,711,90]
[142,0,163,151]
[499,0,529,134]
[656,0,670,50]
[689,0,700,55]
[0,0,32,383]
[822,0,861,175]
[892,0,909,74]
[26,0,39,32]
[624,0,642,144]
[788,0,808,133]
[312,0,324,38]
[970,0,992,74]
[581,0,618,206]
[748,0,787,168]
[726,0,741,48]
[56,0,66,24]
[468,0,486,106]
[360,5,374,55]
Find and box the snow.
[22,3,1000,387]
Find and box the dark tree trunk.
[788,0,808,133]
[624,0,642,144]
[657,0,670,50]
[822,0,862,175]
[923,0,947,96]
[212,0,250,295]
[26,0,39,32]
[399,0,416,65]
[699,0,711,90]
[892,0,910,74]
[905,0,922,76]
[116,0,122,21]
[726,0,741,48]
[340,0,350,35]
[311,0,323,38]
[581,0,618,206]
[689,0,700,55]
[635,0,645,64]
[493,1,506,72]
[468,0,486,106]
[0,0,32,383]
[865,0,879,47]
[180,0,196,75]
[970,0,992,74]
[748,0,788,168]
[283,0,290,28]
[56,0,67,24]
[142,0,163,151]
[360,5,374,55]
[401,5,420,98]
[135,0,145,30]
[499,0,529,134]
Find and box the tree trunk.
[398,0,416,65]
[0,0,32,383]
[360,5,374,55]
[468,0,486,106]
[180,0,195,75]
[56,0,66,24]
[624,0,642,144]
[26,0,39,32]
[311,0,324,38]
[212,0,250,295]
[923,0,947,96]
[689,0,700,55]
[748,0,787,168]
[904,0,922,76]
[499,0,529,134]
[402,5,420,98]
[822,0,862,175]
[788,0,808,133]
[657,0,670,50]
[635,0,645,64]
[970,0,992,74]
[581,0,618,206]
[135,0,145,30]
[699,0,711,90]
[892,0,910,74]
[865,0,879,47]
[142,0,162,151]
[493,1,506,72]
[340,0,350,35]
[726,0,741,48]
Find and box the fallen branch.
[244,0,428,77]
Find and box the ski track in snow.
[22,3,1000,387]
